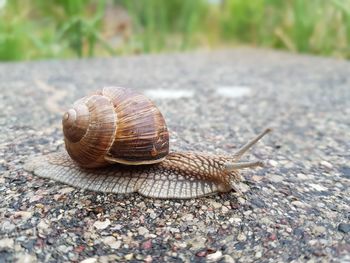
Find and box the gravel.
[0,48,349,262]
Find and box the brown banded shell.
[62,86,169,168]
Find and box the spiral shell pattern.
[62,87,169,168]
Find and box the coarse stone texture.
[0,48,349,262]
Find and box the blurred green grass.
[0,0,349,61]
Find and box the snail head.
[223,128,272,192]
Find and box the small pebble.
[291,200,307,208]
[29,195,43,203]
[141,239,152,250]
[0,238,14,249]
[268,174,284,183]
[268,160,278,167]
[182,213,194,221]
[309,183,327,191]
[188,237,206,250]
[16,254,37,263]
[124,254,133,260]
[220,255,235,263]
[59,187,75,194]
[111,224,122,231]
[222,206,230,213]
[68,252,79,261]
[138,226,149,235]
[237,233,246,241]
[338,223,350,233]
[255,251,262,258]
[320,161,333,169]
[312,226,326,236]
[37,220,50,235]
[1,221,16,233]
[93,219,111,230]
[57,245,71,253]
[144,255,152,263]
[209,200,222,209]
[80,258,97,263]
[196,250,207,257]
[207,250,223,262]
[149,212,157,219]
[14,211,33,220]
[102,236,121,249]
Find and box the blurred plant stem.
[36,0,114,57]
[120,0,208,53]
[0,0,349,61]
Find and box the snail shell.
[24,86,271,199]
[62,87,169,168]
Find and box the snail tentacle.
[231,128,271,160]
[224,161,264,171]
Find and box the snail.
[24,86,271,199]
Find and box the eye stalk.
[225,161,264,171]
[232,128,271,160]
[224,128,271,172]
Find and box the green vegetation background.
[0,0,349,61]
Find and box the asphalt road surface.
[0,49,349,262]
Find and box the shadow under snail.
[24,86,271,199]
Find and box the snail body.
[25,87,270,199]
